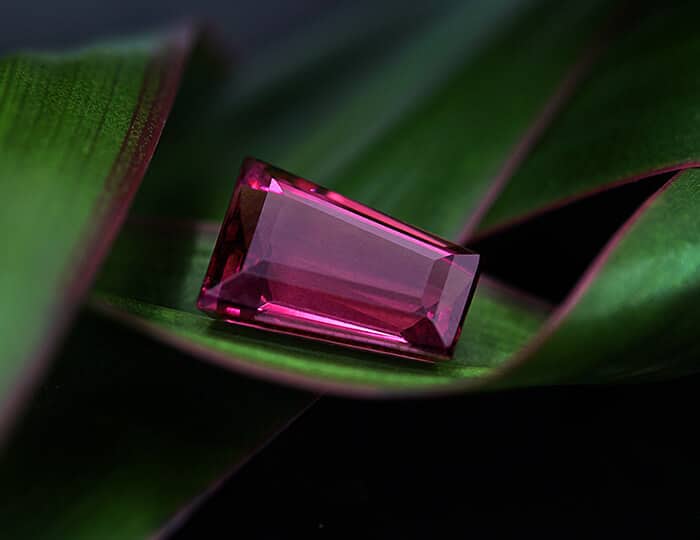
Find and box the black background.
[4,1,700,537]
[173,382,700,537]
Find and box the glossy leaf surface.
[0,30,190,433]
[94,0,612,394]
[0,28,313,540]
[95,1,700,394]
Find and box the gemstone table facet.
[198,158,480,361]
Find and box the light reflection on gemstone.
[258,303,408,344]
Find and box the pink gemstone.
[197,158,480,361]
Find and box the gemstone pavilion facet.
[197,158,480,361]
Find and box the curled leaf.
[0,28,193,438]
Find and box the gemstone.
[197,158,480,361]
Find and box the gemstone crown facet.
[198,158,480,361]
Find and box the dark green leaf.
[478,3,700,232]
[490,169,700,387]
[0,312,312,539]
[0,30,190,434]
[0,28,314,539]
[94,0,613,394]
[6,2,700,536]
[93,221,548,395]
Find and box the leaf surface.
[93,222,548,395]
[3,1,700,537]
[0,29,191,434]
[94,0,614,395]
[0,313,312,539]
[95,2,700,395]
[0,27,313,540]
[478,3,700,232]
[493,169,700,388]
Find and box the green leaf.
[130,0,531,223]
[93,2,700,397]
[6,2,700,535]
[0,27,314,539]
[0,29,190,435]
[93,221,548,395]
[93,0,613,394]
[133,0,612,237]
[495,169,700,387]
[478,3,700,232]
[0,312,312,539]
[470,3,700,388]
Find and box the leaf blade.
[0,312,313,539]
[0,29,192,435]
[478,3,700,232]
[493,169,700,387]
[93,221,548,395]
[95,0,613,394]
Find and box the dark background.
[175,383,700,537]
[4,1,700,537]
[1,1,330,54]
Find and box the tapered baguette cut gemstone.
[198,158,480,361]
